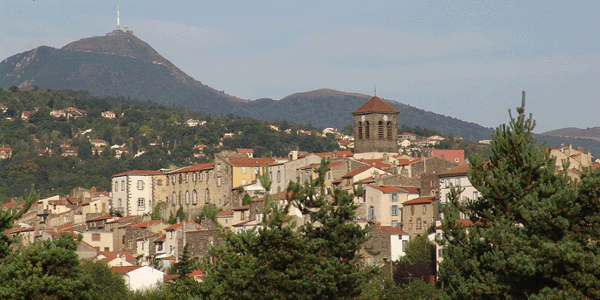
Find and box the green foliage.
[438,93,600,299]
[0,233,93,300]
[242,193,253,205]
[397,235,435,267]
[167,211,177,225]
[81,260,129,300]
[201,158,370,299]
[0,88,341,199]
[151,203,162,220]
[0,186,37,259]
[194,203,222,225]
[176,206,187,222]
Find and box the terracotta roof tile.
[351,96,400,114]
[437,164,470,177]
[403,196,435,205]
[228,157,275,167]
[112,170,164,177]
[170,163,214,174]
[378,226,408,235]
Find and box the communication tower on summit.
[117,6,120,30]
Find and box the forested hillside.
[0,87,338,200]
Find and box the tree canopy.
[438,92,600,299]
[200,158,370,299]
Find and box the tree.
[151,203,162,220]
[0,186,37,260]
[81,260,129,300]
[0,233,93,300]
[201,158,370,299]
[438,92,600,299]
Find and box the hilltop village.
[3,95,596,291]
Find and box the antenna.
[374,85,376,96]
[117,6,120,30]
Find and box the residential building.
[363,225,410,265]
[165,163,217,219]
[437,164,476,219]
[111,265,165,291]
[111,170,166,217]
[432,149,465,165]
[361,185,420,227]
[402,196,439,237]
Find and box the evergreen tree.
[200,158,370,299]
[438,92,600,299]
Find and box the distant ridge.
[541,127,600,141]
[1,32,493,140]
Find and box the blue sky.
[1,1,599,133]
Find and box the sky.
[1,1,599,133]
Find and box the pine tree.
[200,158,370,299]
[438,92,600,299]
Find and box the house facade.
[112,170,166,217]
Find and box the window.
[327,172,331,180]
[129,241,133,249]
[416,218,422,230]
[390,205,399,216]
[118,198,122,208]
[473,191,479,199]
[104,247,109,252]
[138,198,144,208]
[192,190,198,204]
[172,192,177,206]
[455,178,461,187]
[205,189,210,203]
[269,172,273,181]
[392,220,398,228]
[378,121,384,139]
[193,172,197,182]
[185,191,190,205]
[255,167,259,174]
[365,121,370,138]
[172,175,176,184]
[114,181,118,191]
[157,179,163,186]
[402,240,408,252]
[390,194,399,202]
[137,180,144,190]
[445,179,450,188]
[186,173,189,183]
[121,180,125,191]
[242,167,246,174]
[199,172,203,182]
[217,164,221,172]
[358,122,363,139]
[169,231,173,239]
[92,233,100,241]
[368,206,375,221]
[157,243,163,251]
[387,121,393,140]
[423,205,427,214]
[217,177,222,187]
[277,170,281,182]
[179,174,182,184]
[242,179,246,185]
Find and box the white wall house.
[437,164,477,219]
[111,170,164,216]
[113,265,165,291]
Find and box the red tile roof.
[99,250,136,262]
[132,220,161,228]
[216,210,234,217]
[111,265,142,274]
[368,185,404,193]
[437,164,470,177]
[378,226,408,235]
[228,157,275,167]
[86,214,112,222]
[170,163,214,174]
[112,170,164,177]
[403,196,435,205]
[341,166,372,178]
[232,204,251,211]
[351,96,400,114]
[359,159,391,169]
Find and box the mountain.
[0,30,246,114]
[0,31,492,140]
[231,89,494,141]
[541,127,600,141]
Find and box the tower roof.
[351,96,399,115]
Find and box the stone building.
[164,163,217,220]
[352,96,399,154]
